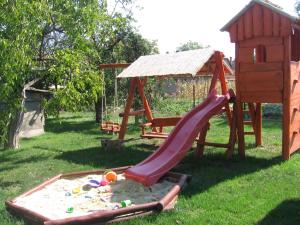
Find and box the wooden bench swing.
[116,50,252,156]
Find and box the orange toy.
[104,171,117,182]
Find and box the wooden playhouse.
[221,0,300,159]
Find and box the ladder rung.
[245,131,255,135]
[244,121,253,125]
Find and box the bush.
[263,104,282,119]
[153,97,193,116]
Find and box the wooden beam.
[282,36,292,160]
[99,63,131,69]
[118,78,137,140]
[136,78,154,123]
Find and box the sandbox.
[6,166,188,225]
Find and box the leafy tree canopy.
[0,0,135,148]
[176,40,208,52]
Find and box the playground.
[1,112,300,224]
[2,0,300,224]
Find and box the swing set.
[116,49,237,155]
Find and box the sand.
[14,173,175,220]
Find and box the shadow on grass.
[45,119,99,135]
[257,199,300,225]
[0,155,50,172]
[172,152,282,197]
[55,146,151,169]
[0,178,20,189]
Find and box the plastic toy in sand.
[121,200,132,207]
[66,207,74,213]
[65,192,71,197]
[100,180,109,186]
[88,179,109,188]
[88,180,100,188]
[72,187,81,194]
[104,171,117,182]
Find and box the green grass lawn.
[1,112,300,225]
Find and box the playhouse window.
[253,45,266,63]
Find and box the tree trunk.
[6,110,24,149]
[95,99,102,123]
[5,78,41,149]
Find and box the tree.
[176,40,208,52]
[94,28,159,123]
[296,0,300,15]
[0,0,134,149]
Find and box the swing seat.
[101,121,120,133]
[140,117,182,139]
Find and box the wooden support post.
[196,123,210,157]
[283,36,292,160]
[226,101,237,159]
[236,100,245,158]
[255,103,262,146]
[136,78,154,123]
[216,51,232,124]
[118,79,137,140]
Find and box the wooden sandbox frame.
[6,166,188,225]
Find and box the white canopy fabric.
[117,48,225,79]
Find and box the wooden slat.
[291,84,300,100]
[290,62,300,83]
[240,62,282,73]
[141,133,168,139]
[239,71,283,91]
[244,10,253,39]
[253,4,263,37]
[229,23,238,43]
[291,95,300,106]
[290,109,300,131]
[263,7,273,36]
[238,47,253,63]
[289,132,300,155]
[244,121,253,125]
[238,16,244,41]
[239,37,282,47]
[280,16,291,37]
[266,45,284,62]
[119,109,145,117]
[151,117,181,127]
[272,12,280,36]
[240,91,282,103]
[245,131,255,135]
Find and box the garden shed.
[19,88,50,138]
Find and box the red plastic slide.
[124,91,230,186]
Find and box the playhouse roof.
[117,49,233,79]
[221,0,299,32]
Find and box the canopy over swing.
[117,48,233,78]
[117,49,234,140]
